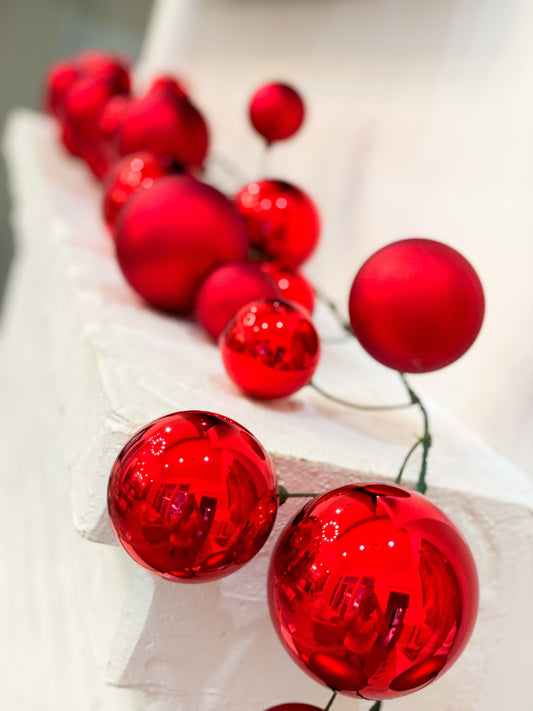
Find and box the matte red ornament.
[103,152,168,232]
[45,61,78,117]
[108,411,278,582]
[348,238,485,373]
[249,82,305,143]
[116,90,209,169]
[220,299,320,399]
[60,76,116,145]
[195,262,279,340]
[75,50,130,94]
[235,180,320,268]
[115,175,248,312]
[268,483,479,700]
[259,262,315,313]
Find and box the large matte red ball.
[249,82,305,143]
[259,262,315,313]
[195,263,279,340]
[108,411,278,582]
[103,152,168,232]
[117,90,209,168]
[235,180,320,268]
[269,483,479,700]
[348,238,485,373]
[220,299,320,399]
[115,175,248,312]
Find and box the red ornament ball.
[108,411,278,582]
[249,82,305,143]
[235,180,320,268]
[348,238,485,373]
[149,74,189,99]
[116,89,209,169]
[195,262,279,340]
[76,50,130,94]
[102,152,168,232]
[220,299,320,399]
[45,61,78,117]
[115,175,248,313]
[259,262,315,314]
[268,483,479,700]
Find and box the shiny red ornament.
[259,262,315,313]
[103,152,168,232]
[116,89,209,169]
[115,175,248,313]
[348,238,485,373]
[220,299,320,399]
[268,483,479,700]
[45,60,78,117]
[249,82,305,143]
[108,411,278,582]
[235,180,320,268]
[98,94,131,144]
[195,262,279,340]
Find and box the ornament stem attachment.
[310,380,413,412]
[398,373,432,494]
[278,485,317,505]
[368,701,382,711]
[324,690,337,711]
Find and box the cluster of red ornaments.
[46,50,486,708]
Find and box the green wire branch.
[397,372,432,495]
[309,380,413,412]
[278,485,318,505]
[368,702,382,711]
[324,690,338,710]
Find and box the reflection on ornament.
[235,180,320,268]
[220,299,320,399]
[108,411,278,582]
[268,484,478,700]
[349,238,485,373]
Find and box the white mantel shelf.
[1,109,532,711]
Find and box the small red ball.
[348,238,485,373]
[149,75,189,99]
[76,50,130,94]
[195,263,279,340]
[108,411,278,582]
[268,483,479,700]
[98,94,131,143]
[117,90,209,168]
[60,76,116,145]
[220,299,320,399]
[235,180,320,268]
[102,152,168,232]
[249,82,305,143]
[45,61,79,116]
[115,175,248,313]
[259,262,315,313]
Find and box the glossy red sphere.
[117,90,209,168]
[195,262,279,340]
[103,152,168,232]
[259,262,315,313]
[249,82,305,143]
[115,175,248,312]
[348,238,485,373]
[220,299,320,399]
[108,411,278,582]
[268,483,479,700]
[235,180,320,268]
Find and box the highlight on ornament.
[107,411,278,582]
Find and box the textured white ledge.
[2,110,533,711]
